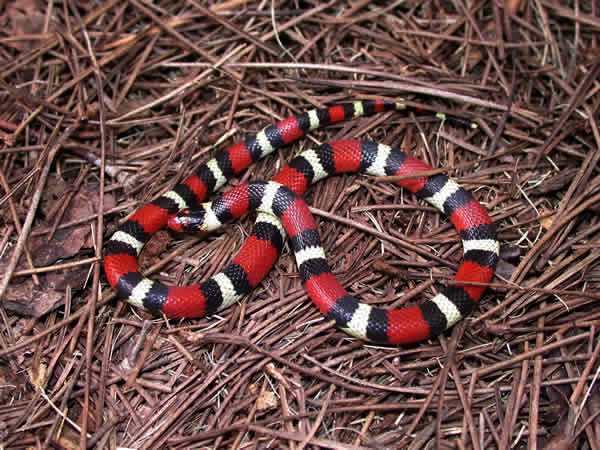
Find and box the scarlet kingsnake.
[104,100,499,345]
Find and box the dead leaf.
[45,265,90,291]
[499,244,520,262]
[1,1,48,50]
[139,230,171,269]
[54,428,81,450]
[31,183,116,266]
[0,419,7,442]
[0,364,18,407]
[495,259,517,280]
[3,282,64,317]
[543,437,578,450]
[534,169,578,194]
[506,0,522,15]
[543,409,578,450]
[247,382,278,410]
[540,215,554,230]
[31,227,89,266]
[542,384,570,424]
[39,175,68,216]
[256,389,278,411]
[28,361,46,388]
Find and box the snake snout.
[166,213,184,232]
[167,210,195,233]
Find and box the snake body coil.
[104,100,498,344]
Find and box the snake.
[104,100,499,344]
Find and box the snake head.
[167,209,204,233]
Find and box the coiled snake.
[104,100,498,345]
